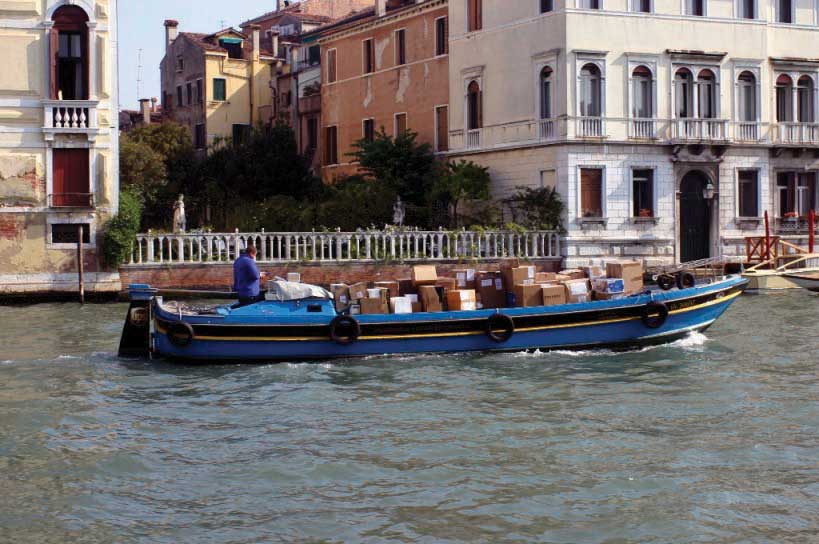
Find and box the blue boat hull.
[147,276,747,363]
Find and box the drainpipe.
[248,24,260,126]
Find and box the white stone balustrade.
[42,100,99,140]
[128,229,562,266]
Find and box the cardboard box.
[419,285,443,313]
[606,261,644,294]
[330,283,350,312]
[374,281,400,299]
[542,284,568,306]
[582,265,605,279]
[349,304,361,315]
[560,269,586,280]
[554,274,572,282]
[349,282,369,301]
[446,290,477,311]
[397,278,415,296]
[535,272,557,283]
[453,268,477,289]
[286,272,301,283]
[411,301,423,313]
[514,283,543,307]
[367,288,389,305]
[390,296,414,314]
[412,265,438,286]
[434,277,458,292]
[563,279,591,303]
[593,278,625,294]
[500,259,521,290]
[510,266,537,288]
[477,271,505,309]
[360,298,387,314]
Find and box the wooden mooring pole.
[77,225,85,305]
[763,211,771,262]
[810,209,816,254]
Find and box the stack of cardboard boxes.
[314,259,645,316]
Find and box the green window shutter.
[213,79,226,101]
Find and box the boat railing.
[128,229,562,265]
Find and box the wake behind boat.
[119,275,748,362]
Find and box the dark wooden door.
[680,171,710,263]
[53,148,89,207]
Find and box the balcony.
[671,118,728,142]
[43,100,99,141]
[466,129,481,149]
[576,117,604,138]
[49,193,95,208]
[776,215,819,235]
[774,122,819,145]
[628,118,658,140]
[298,94,321,115]
[734,122,763,143]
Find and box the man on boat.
[232,244,266,308]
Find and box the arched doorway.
[679,170,711,262]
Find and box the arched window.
[697,69,716,119]
[579,63,601,117]
[467,80,482,130]
[674,69,694,118]
[737,71,756,122]
[631,66,652,118]
[52,5,89,100]
[797,76,814,123]
[776,74,793,122]
[540,67,553,119]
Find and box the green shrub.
[102,189,142,268]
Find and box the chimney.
[139,99,151,125]
[275,0,281,11]
[248,24,261,61]
[376,0,387,16]
[151,97,158,112]
[271,30,279,58]
[164,19,179,53]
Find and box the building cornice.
[316,0,447,45]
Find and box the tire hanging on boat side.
[657,274,676,291]
[329,315,361,345]
[486,313,515,343]
[641,301,669,329]
[167,321,195,347]
[676,272,696,290]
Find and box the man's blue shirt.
[233,254,260,298]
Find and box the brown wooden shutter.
[53,148,89,206]
[477,90,483,128]
[436,106,448,151]
[50,29,59,99]
[476,0,482,30]
[580,169,603,217]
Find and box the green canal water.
[0,293,817,543]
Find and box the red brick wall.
[120,259,562,291]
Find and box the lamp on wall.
[703,180,716,201]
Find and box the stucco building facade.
[0,0,120,295]
[319,0,450,181]
[447,0,819,267]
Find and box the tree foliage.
[433,160,492,228]
[501,186,565,230]
[101,189,142,267]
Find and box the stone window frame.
[574,51,607,121]
[434,104,449,152]
[629,0,655,13]
[734,0,758,19]
[681,0,708,17]
[326,48,338,84]
[670,61,723,121]
[393,27,407,66]
[576,164,608,228]
[394,112,408,136]
[461,65,485,134]
[626,54,659,121]
[628,165,661,224]
[731,61,762,125]
[434,16,448,57]
[362,117,375,142]
[46,141,97,214]
[46,213,97,249]
[735,167,762,224]
[532,50,560,122]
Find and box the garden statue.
[173,194,186,233]
[393,196,405,227]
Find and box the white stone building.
[446,0,818,267]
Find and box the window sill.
[578,217,608,229]
[736,217,762,229]
[630,216,660,225]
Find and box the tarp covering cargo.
[266,281,332,301]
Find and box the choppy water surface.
[0,293,817,543]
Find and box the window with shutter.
[738,170,759,218]
[580,168,603,218]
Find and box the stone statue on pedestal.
[393,196,405,227]
[173,194,186,233]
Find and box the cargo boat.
[118,275,748,362]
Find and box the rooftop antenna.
[219,19,227,29]
[136,48,143,100]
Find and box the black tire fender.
[676,272,696,290]
[329,315,360,345]
[641,301,669,329]
[657,274,676,291]
[167,321,195,347]
[486,313,515,343]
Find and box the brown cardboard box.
[542,284,567,306]
[500,259,521,290]
[360,298,387,314]
[560,269,586,280]
[594,291,626,301]
[419,285,443,313]
[606,261,644,294]
[477,271,505,309]
[330,283,350,312]
[411,301,423,313]
[453,268,477,289]
[554,274,571,282]
[446,289,477,311]
[514,283,543,307]
[367,287,389,305]
[349,282,369,301]
[286,272,301,283]
[435,277,458,291]
[582,265,605,279]
[510,266,537,287]
[374,281,400,299]
[412,265,438,286]
[397,278,415,296]
[535,272,557,283]
[563,279,592,303]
